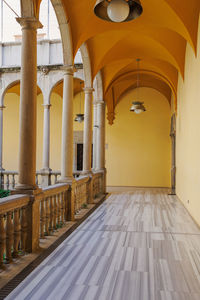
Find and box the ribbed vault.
[31,0,200,123]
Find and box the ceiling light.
[130,58,146,114]
[94,0,143,23]
[107,0,129,23]
[74,113,84,122]
[130,101,146,114]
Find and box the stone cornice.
[0,63,83,74]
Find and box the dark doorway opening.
[77,143,83,171]
[76,144,93,171]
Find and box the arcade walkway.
[6,190,200,300]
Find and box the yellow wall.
[3,91,85,171]
[3,86,171,189]
[4,93,20,170]
[105,87,171,187]
[176,17,200,226]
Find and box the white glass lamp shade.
[130,101,146,113]
[74,114,84,123]
[107,0,130,22]
[134,109,143,114]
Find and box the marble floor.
[5,189,200,300]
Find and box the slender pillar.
[96,101,105,170]
[171,134,176,194]
[92,101,98,170]
[16,17,42,190]
[60,66,74,181]
[169,113,176,195]
[0,105,5,170]
[73,143,77,172]
[83,87,94,174]
[41,104,51,187]
[42,104,51,170]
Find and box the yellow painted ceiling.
[34,0,200,122]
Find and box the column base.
[58,176,75,221]
[81,170,93,176]
[40,167,52,174]
[40,168,52,187]
[58,176,75,185]
[14,184,42,195]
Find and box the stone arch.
[0,73,21,106]
[80,43,92,88]
[48,69,85,104]
[50,0,73,66]
[20,0,74,65]
[94,71,104,102]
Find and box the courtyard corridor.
[5,189,200,300]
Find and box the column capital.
[16,17,43,30]
[42,104,51,109]
[84,87,95,94]
[0,105,5,110]
[61,65,74,76]
[96,100,105,106]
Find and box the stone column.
[60,66,75,221]
[16,17,42,191]
[92,101,97,170]
[83,87,94,174]
[41,104,51,186]
[60,66,74,182]
[42,104,51,170]
[96,100,106,194]
[0,105,5,170]
[170,113,176,195]
[96,101,105,170]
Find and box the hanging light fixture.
[130,58,146,114]
[74,82,84,123]
[94,0,143,23]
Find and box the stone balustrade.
[0,194,30,269]
[41,183,69,237]
[0,172,105,271]
[74,176,90,213]
[93,171,104,198]
[0,171,18,190]
[0,170,82,190]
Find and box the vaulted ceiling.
[35,0,200,123]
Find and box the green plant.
[0,189,10,198]
[82,203,88,209]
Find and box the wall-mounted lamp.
[94,0,143,23]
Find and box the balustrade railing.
[0,172,105,271]
[0,170,82,190]
[93,171,104,198]
[0,194,30,269]
[74,176,90,213]
[41,184,69,238]
[0,171,18,190]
